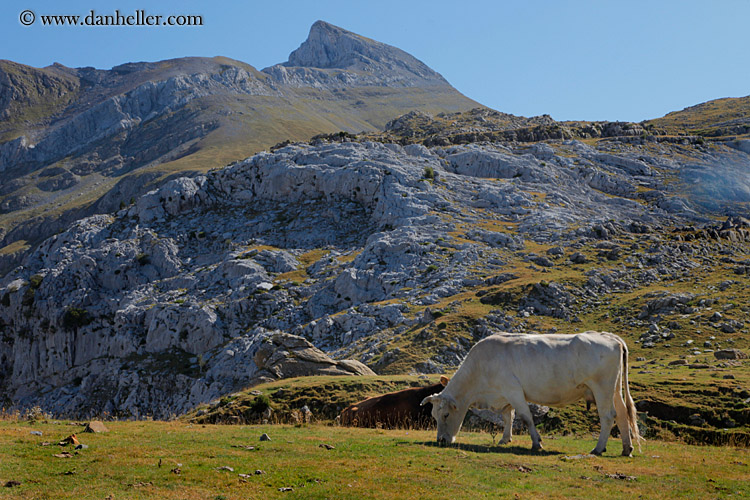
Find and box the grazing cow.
[421,332,642,456]
[340,377,449,429]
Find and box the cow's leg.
[613,382,634,457]
[589,382,617,456]
[499,405,514,445]
[505,393,542,451]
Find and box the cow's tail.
[618,336,643,452]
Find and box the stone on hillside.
[259,433,271,441]
[689,414,706,426]
[714,349,747,360]
[638,292,695,319]
[252,332,374,380]
[84,421,109,433]
[254,250,299,273]
[570,252,587,264]
[519,282,574,319]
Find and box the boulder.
[714,349,747,360]
[84,421,109,433]
[253,332,375,380]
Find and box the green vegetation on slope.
[645,95,750,137]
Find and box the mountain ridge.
[0,22,480,274]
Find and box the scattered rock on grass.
[605,472,636,481]
[260,433,271,441]
[231,444,255,450]
[714,349,747,360]
[3,481,21,488]
[84,421,109,433]
[58,434,79,446]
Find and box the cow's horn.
[420,394,438,406]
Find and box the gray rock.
[714,349,747,360]
[570,252,587,264]
[253,332,375,381]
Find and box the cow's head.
[420,392,463,446]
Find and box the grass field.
[1,419,748,499]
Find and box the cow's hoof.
[590,448,605,456]
[622,447,633,457]
[499,438,512,445]
[531,445,544,452]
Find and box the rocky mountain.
[1,121,749,418]
[0,21,480,274]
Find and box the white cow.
[421,331,642,456]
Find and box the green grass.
[1,420,747,499]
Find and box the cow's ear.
[440,375,449,386]
[420,394,438,407]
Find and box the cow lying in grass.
[421,332,642,456]
[340,377,448,429]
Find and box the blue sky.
[2,0,749,122]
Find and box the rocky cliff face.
[0,22,479,275]
[1,135,748,418]
[274,20,448,87]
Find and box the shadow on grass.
[403,440,562,456]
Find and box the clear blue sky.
[2,0,749,122]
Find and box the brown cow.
[340,376,449,429]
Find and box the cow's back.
[463,332,624,407]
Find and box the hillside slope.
[0,21,480,273]
[644,95,750,137]
[1,132,749,423]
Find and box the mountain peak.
[282,21,447,85]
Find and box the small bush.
[250,394,271,414]
[425,264,439,273]
[29,274,44,289]
[424,166,435,180]
[62,307,92,330]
